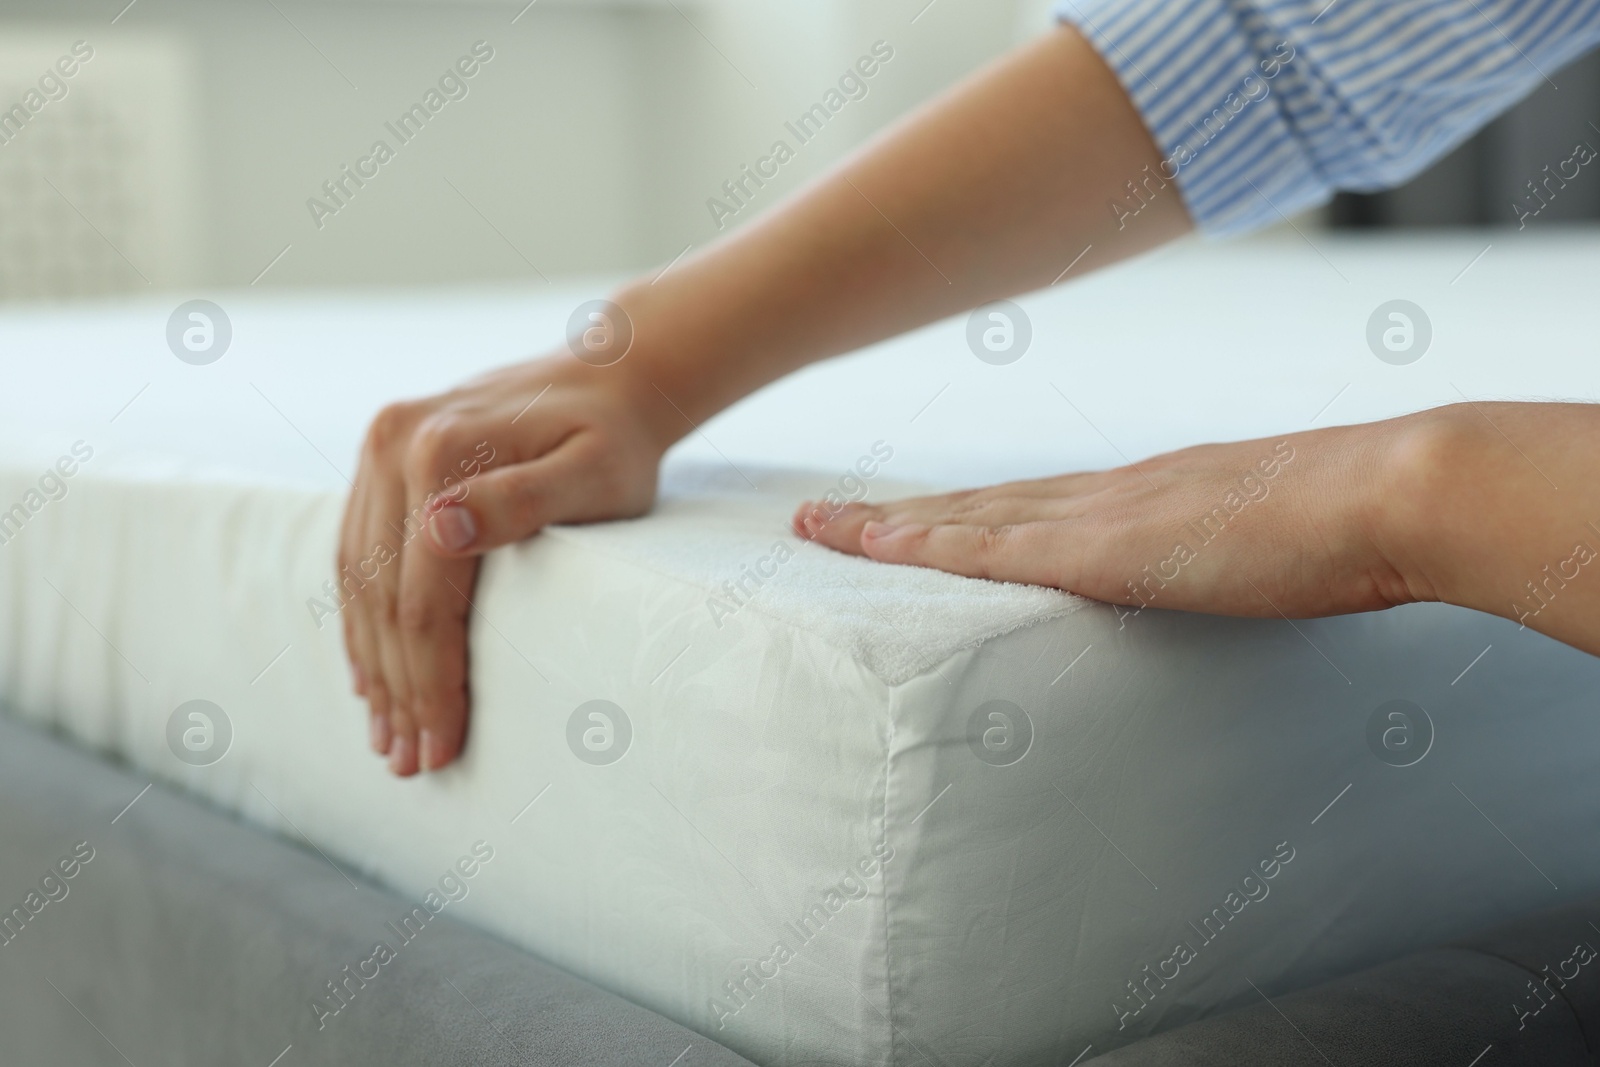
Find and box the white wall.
[0,0,1047,299]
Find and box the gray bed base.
[0,714,755,1067]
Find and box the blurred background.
[0,0,1596,304]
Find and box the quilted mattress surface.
[3,233,1599,1066]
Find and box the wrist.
[604,275,752,435]
[1365,407,1475,611]
[1370,404,1524,618]
[543,275,728,456]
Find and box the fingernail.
[428,505,477,552]
[370,710,392,755]
[389,734,416,776]
[862,521,900,541]
[421,728,451,772]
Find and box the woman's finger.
[340,479,391,754]
[802,493,1081,556]
[361,464,421,776]
[394,544,476,773]
[422,435,628,558]
[859,519,1084,588]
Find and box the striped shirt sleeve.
[1055,0,1600,234]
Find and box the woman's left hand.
[794,415,1433,622]
[798,402,1600,662]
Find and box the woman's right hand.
[338,353,677,777]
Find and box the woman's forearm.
[609,25,1190,440]
[1383,403,1600,657]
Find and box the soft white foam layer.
[569,465,1084,685]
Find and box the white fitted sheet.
[4,232,1600,1066]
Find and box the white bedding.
[4,232,1600,1066]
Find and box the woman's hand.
[333,20,1188,778]
[797,404,1600,658]
[339,355,675,776]
[797,418,1423,623]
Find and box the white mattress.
[4,231,1600,1066]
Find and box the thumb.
[422,450,589,557]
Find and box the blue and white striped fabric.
[1056,0,1600,234]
